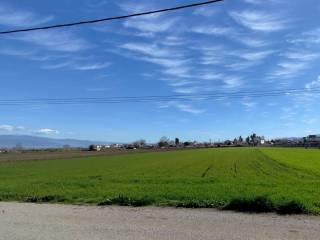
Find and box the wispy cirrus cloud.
[231,50,274,61]
[194,45,225,65]
[0,4,53,27]
[42,61,110,71]
[243,0,283,4]
[241,97,257,110]
[0,47,35,57]
[193,6,217,17]
[229,10,287,32]
[118,41,192,79]
[72,62,110,70]
[191,25,236,36]
[175,103,206,114]
[123,18,178,37]
[305,76,320,89]
[269,49,318,79]
[289,28,320,45]
[118,2,179,37]
[270,61,309,79]
[223,76,244,89]
[85,0,108,9]
[238,37,269,48]
[173,86,203,94]
[162,36,188,46]
[42,61,72,70]
[281,51,319,61]
[12,30,92,52]
[162,79,195,87]
[120,42,172,58]
[160,101,206,115]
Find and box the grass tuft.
[98,195,154,207]
[175,200,218,208]
[276,201,308,214]
[224,196,274,213]
[24,195,66,203]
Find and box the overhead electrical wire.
[0,87,318,106]
[0,0,224,35]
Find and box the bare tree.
[158,136,170,148]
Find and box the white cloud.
[238,37,269,48]
[234,50,274,61]
[241,98,257,110]
[162,36,187,46]
[42,61,72,70]
[193,6,217,17]
[36,128,59,135]
[42,61,110,71]
[270,61,309,78]
[175,103,206,114]
[244,0,282,4]
[119,41,192,79]
[163,66,191,78]
[118,1,158,15]
[0,4,53,27]
[305,76,320,89]
[269,49,318,80]
[173,87,201,94]
[289,28,320,45]
[123,18,178,36]
[118,2,178,36]
[0,47,34,57]
[226,62,256,71]
[159,101,206,114]
[198,73,224,81]
[120,42,171,58]
[244,0,263,3]
[191,26,235,36]
[13,30,92,52]
[85,0,108,9]
[0,124,15,132]
[0,124,25,132]
[194,45,226,65]
[0,124,61,135]
[223,76,244,89]
[229,10,287,32]
[281,51,319,61]
[164,79,195,87]
[72,62,110,70]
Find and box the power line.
[0,0,224,35]
[0,87,318,106]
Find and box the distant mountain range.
[0,135,109,149]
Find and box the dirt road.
[0,202,319,240]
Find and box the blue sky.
[0,0,320,143]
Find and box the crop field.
[0,147,319,214]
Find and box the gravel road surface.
[0,202,319,240]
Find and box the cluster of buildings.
[268,134,320,147]
[89,144,123,151]
[88,134,320,151]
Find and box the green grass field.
[0,148,319,214]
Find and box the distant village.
[88,134,320,151]
[0,133,319,153]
